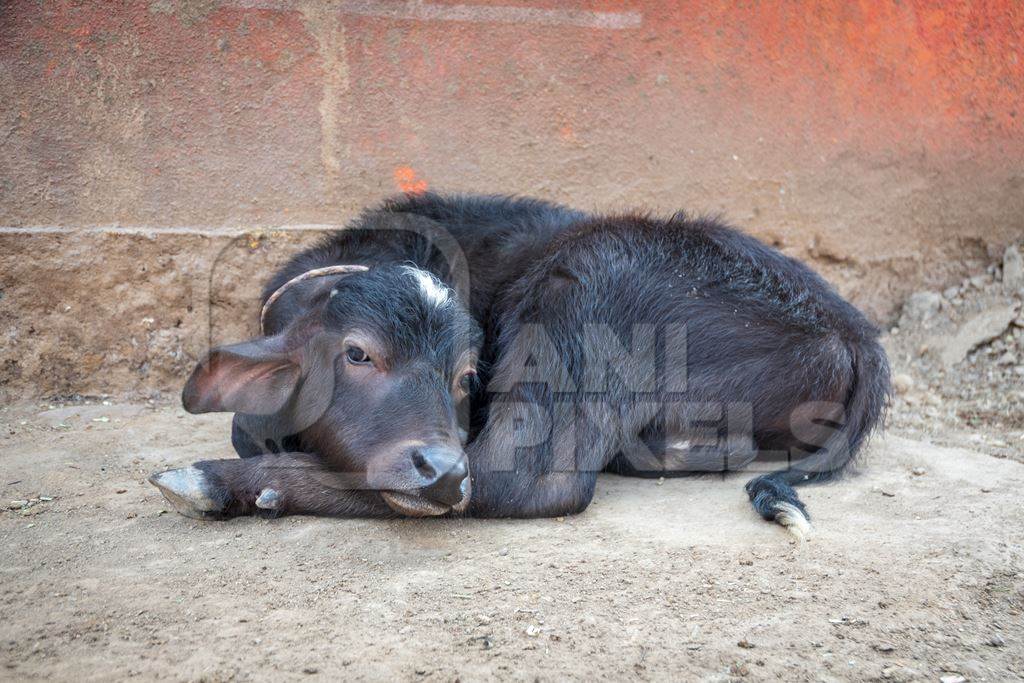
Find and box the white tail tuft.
[773,501,813,540]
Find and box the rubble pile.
[885,244,1023,457]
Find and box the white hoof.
[255,488,280,510]
[773,502,813,540]
[149,466,222,519]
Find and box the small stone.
[932,305,1018,367]
[939,675,966,683]
[912,467,926,476]
[900,291,943,325]
[1003,244,1024,290]
[873,642,895,652]
[302,667,318,675]
[8,500,28,509]
[987,633,1005,647]
[115,488,127,494]
[737,639,756,649]
[893,373,914,394]
[883,665,922,681]
[943,286,960,300]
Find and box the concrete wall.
[1,0,1023,399]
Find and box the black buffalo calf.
[150,192,890,537]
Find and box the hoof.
[148,466,224,519]
[255,488,280,510]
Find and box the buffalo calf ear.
[182,338,301,415]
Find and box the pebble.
[1003,244,1023,290]
[912,467,926,476]
[873,642,895,652]
[939,676,966,683]
[881,665,921,680]
[901,291,943,325]
[934,304,1018,367]
[987,633,1005,647]
[893,373,914,394]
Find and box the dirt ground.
[3,253,1024,682]
[1,407,1023,681]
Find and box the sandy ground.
[1,401,1022,682]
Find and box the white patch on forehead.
[402,265,451,308]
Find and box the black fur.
[191,192,892,531]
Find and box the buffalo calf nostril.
[411,450,436,479]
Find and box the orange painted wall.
[1,1,1023,397]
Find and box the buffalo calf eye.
[345,346,370,364]
[459,371,477,392]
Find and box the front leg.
[466,352,635,518]
[149,453,392,519]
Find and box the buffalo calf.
[150,193,890,537]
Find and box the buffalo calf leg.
[149,453,389,519]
